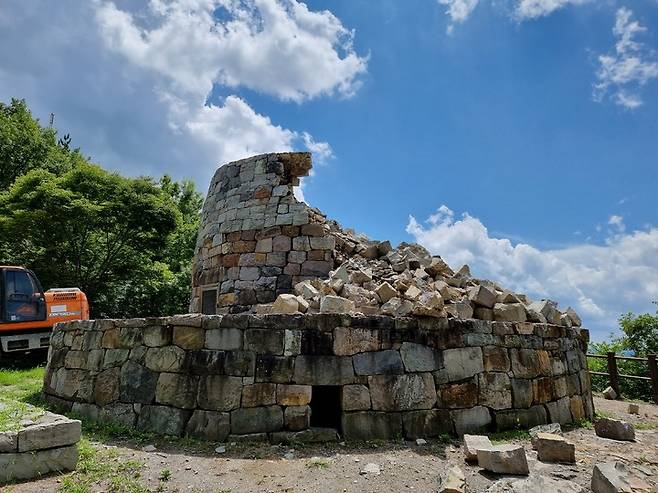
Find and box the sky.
[1,0,657,341]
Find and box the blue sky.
[1,0,657,340]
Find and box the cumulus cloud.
[594,8,658,109]
[0,1,364,191]
[407,205,658,339]
[95,0,367,103]
[436,0,590,27]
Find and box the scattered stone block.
[0,445,78,483]
[469,285,496,308]
[591,462,635,493]
[477,444,529,475]
[463,434,492,462]
[529,423,562,449]
[437,466,466,493]
[535,432,575,463]
[17,416,82,453]
[628,403,639,415]
[594,418,635,441]
[602,386,617,400]
[320,295,355,313]
[272,294,299,314]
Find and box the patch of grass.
[59,439,147,493]
[306,457,330,469]
[595,410,614,419]
[159,469,172,481]
[570,418,594,429]
[488,429,531,444]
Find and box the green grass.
[305,457,331,469]
[488,429,531,444]
[0,365,46,432]
[635,421,658,430]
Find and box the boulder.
[535,433,575,463]
[319,295,355,313]
[375,282,397,303]
[468,285,496,308]
[527,300,561,325]
[463,434,492,462]
[594,418,635,441]
[591,462,635,493]
[477,444,529,475]
[493,303,527,322]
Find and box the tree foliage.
[0,98,203,318]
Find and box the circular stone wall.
[43,314,593,442]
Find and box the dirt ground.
[4,396,658,493]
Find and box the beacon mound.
[43,152,593,443]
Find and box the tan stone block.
[173,326,205,349]
[277,385,312,406]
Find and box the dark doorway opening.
[201,289,217,315]
[310,386,341,430]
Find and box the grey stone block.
[137,405,192,436]
[120,360,158,404]
[400,343,442,372]
[293,355,355,385]
[198,375,243,411]
[402,409,453,439]
[205,328,243,350]
[369,373,436,411]
[451,406,492,436]
[443,347,484,382]
[0,431,18,453]
[17,418,81,453]
[341,411,402,440]
[185,410,230,442]
[353,350,404,375]
[231,406,283,434]
[0,445,78,482]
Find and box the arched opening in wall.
[310,385,341,430]
[201,289,217,315]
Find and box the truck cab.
[0,266,89,355]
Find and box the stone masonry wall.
[191,153,336,314]
[43,314,594,443]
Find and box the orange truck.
[0,266,89,357]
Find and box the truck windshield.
[4,270,41,322]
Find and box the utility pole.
[49,113,54,127]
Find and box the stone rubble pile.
[261,234,583,326]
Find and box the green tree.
[0,98,81,190]
[619,304,658,356]
[0,163,180,317]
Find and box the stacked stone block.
[43,314,594,442]
[0,412,80,483]
[191,153,335,314]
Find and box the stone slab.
[1,445,78,483]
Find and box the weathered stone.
[468,285,496,308]
[284,405,311,431]
[375,282,397,303]
[529,423,562,448]
[546,397,573,425]
[98,402,136,428]
[527,300,561,325]
[445,301,474,319]
[510,349,551,378]
[320,295,355,313]
[594,418,635,441]
[333,327,379,356]
[353,350,404,375]
[504,476,586,493]
[144,345,186,372]
[205,328,242,350]
[173,326,205,350]
[255,354,293,382]
[0,430,18,453]
[602,386,617,400]
[293,355,355,385]
[463,434,493,462]
[94,367,120,406]
[533,377,554,404]
[437,466,466,493]
[591,462,636,493]
[231,406,283,434]
[244,329,284,354]
[342,384,371,411]
[565,307,582,327]
[197,375,243,411]
[478,372,512,409]
[482,346,510,372]
[103,348,129,368]
[277,384,312,406]
[380,297,413,316]
[439,380,478,409]
[185,410,230,442]
[494,303,527,322]
[628,403,640,414]
[120,360,158,404]
[270,428,338,444]
[137,405,192,436]
[143,325,172,347]
[451,406,492,436]
[341,411,403,440]
[241,383,276,407]
[272,294,299,314]
[511,378,533,408]
[402,409,453,439]
[156,373,198,409]
[369,373,436,411]
[0,445,78,482]
[443,347,484,381]
[477,444,529,475]
[495,406,548,431]
[473,307,494,321]
[400,342,442,372]
[535,433,575,463]
[17,418,81,452]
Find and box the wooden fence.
[587,352,658,404]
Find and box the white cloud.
[301,132,334,164]
[407,205,658,339]
[608,214,625,233]
[514,0,591,20]
[436,0,590,27]
[95,0,367,103]
[594,8,658,109]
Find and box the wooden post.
[648,354,658,405]
[607,352,620,398]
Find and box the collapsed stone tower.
[190,152,336,314]
[43,152,594,444]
